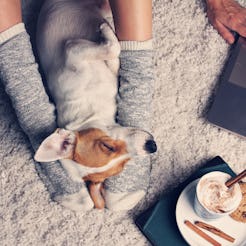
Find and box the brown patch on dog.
[72,128,128,169]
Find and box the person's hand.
[0,0,22,33]
[206,0,246,44]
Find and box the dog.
[34,0,157,209]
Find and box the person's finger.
[213,19,235,44]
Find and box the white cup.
[194,171,242,220]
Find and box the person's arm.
[206,0,246,44]
[109,0,152,41]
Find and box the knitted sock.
[104,42,154,211]
[0,24,93,211]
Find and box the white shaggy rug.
[1,0,245,245]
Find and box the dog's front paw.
[100,23,120,57]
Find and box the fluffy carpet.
[1,0,245,245]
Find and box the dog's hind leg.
[65,23,120,68]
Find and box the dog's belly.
[37,0,119,131]
[51,61,118,130]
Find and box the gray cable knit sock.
[104,48,154,210]
[0,27,92,210]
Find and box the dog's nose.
[144,139,157,153]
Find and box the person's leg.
[0,1,93,211]
[104,0,154,211]
[104,49,154,211]
[109,0,152,41]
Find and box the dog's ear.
[34,129,76,162]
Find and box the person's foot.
[104,157,151,211]
[54,187,94,211]
[104,190,146,211]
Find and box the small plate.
[176,179,246,246]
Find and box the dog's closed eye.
[100,141,116,153]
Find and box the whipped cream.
[197,174,242,213]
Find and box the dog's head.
[34,126,157,182]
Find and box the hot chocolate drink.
[194,172,242,219]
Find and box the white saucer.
[175,179,246,246]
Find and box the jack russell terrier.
[34,0,157,209]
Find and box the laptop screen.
[207,36,246,137]
[229,37,246,89]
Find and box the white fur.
[37,0,120,130]
[45,25,120,130]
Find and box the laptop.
[207,36,246,137]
